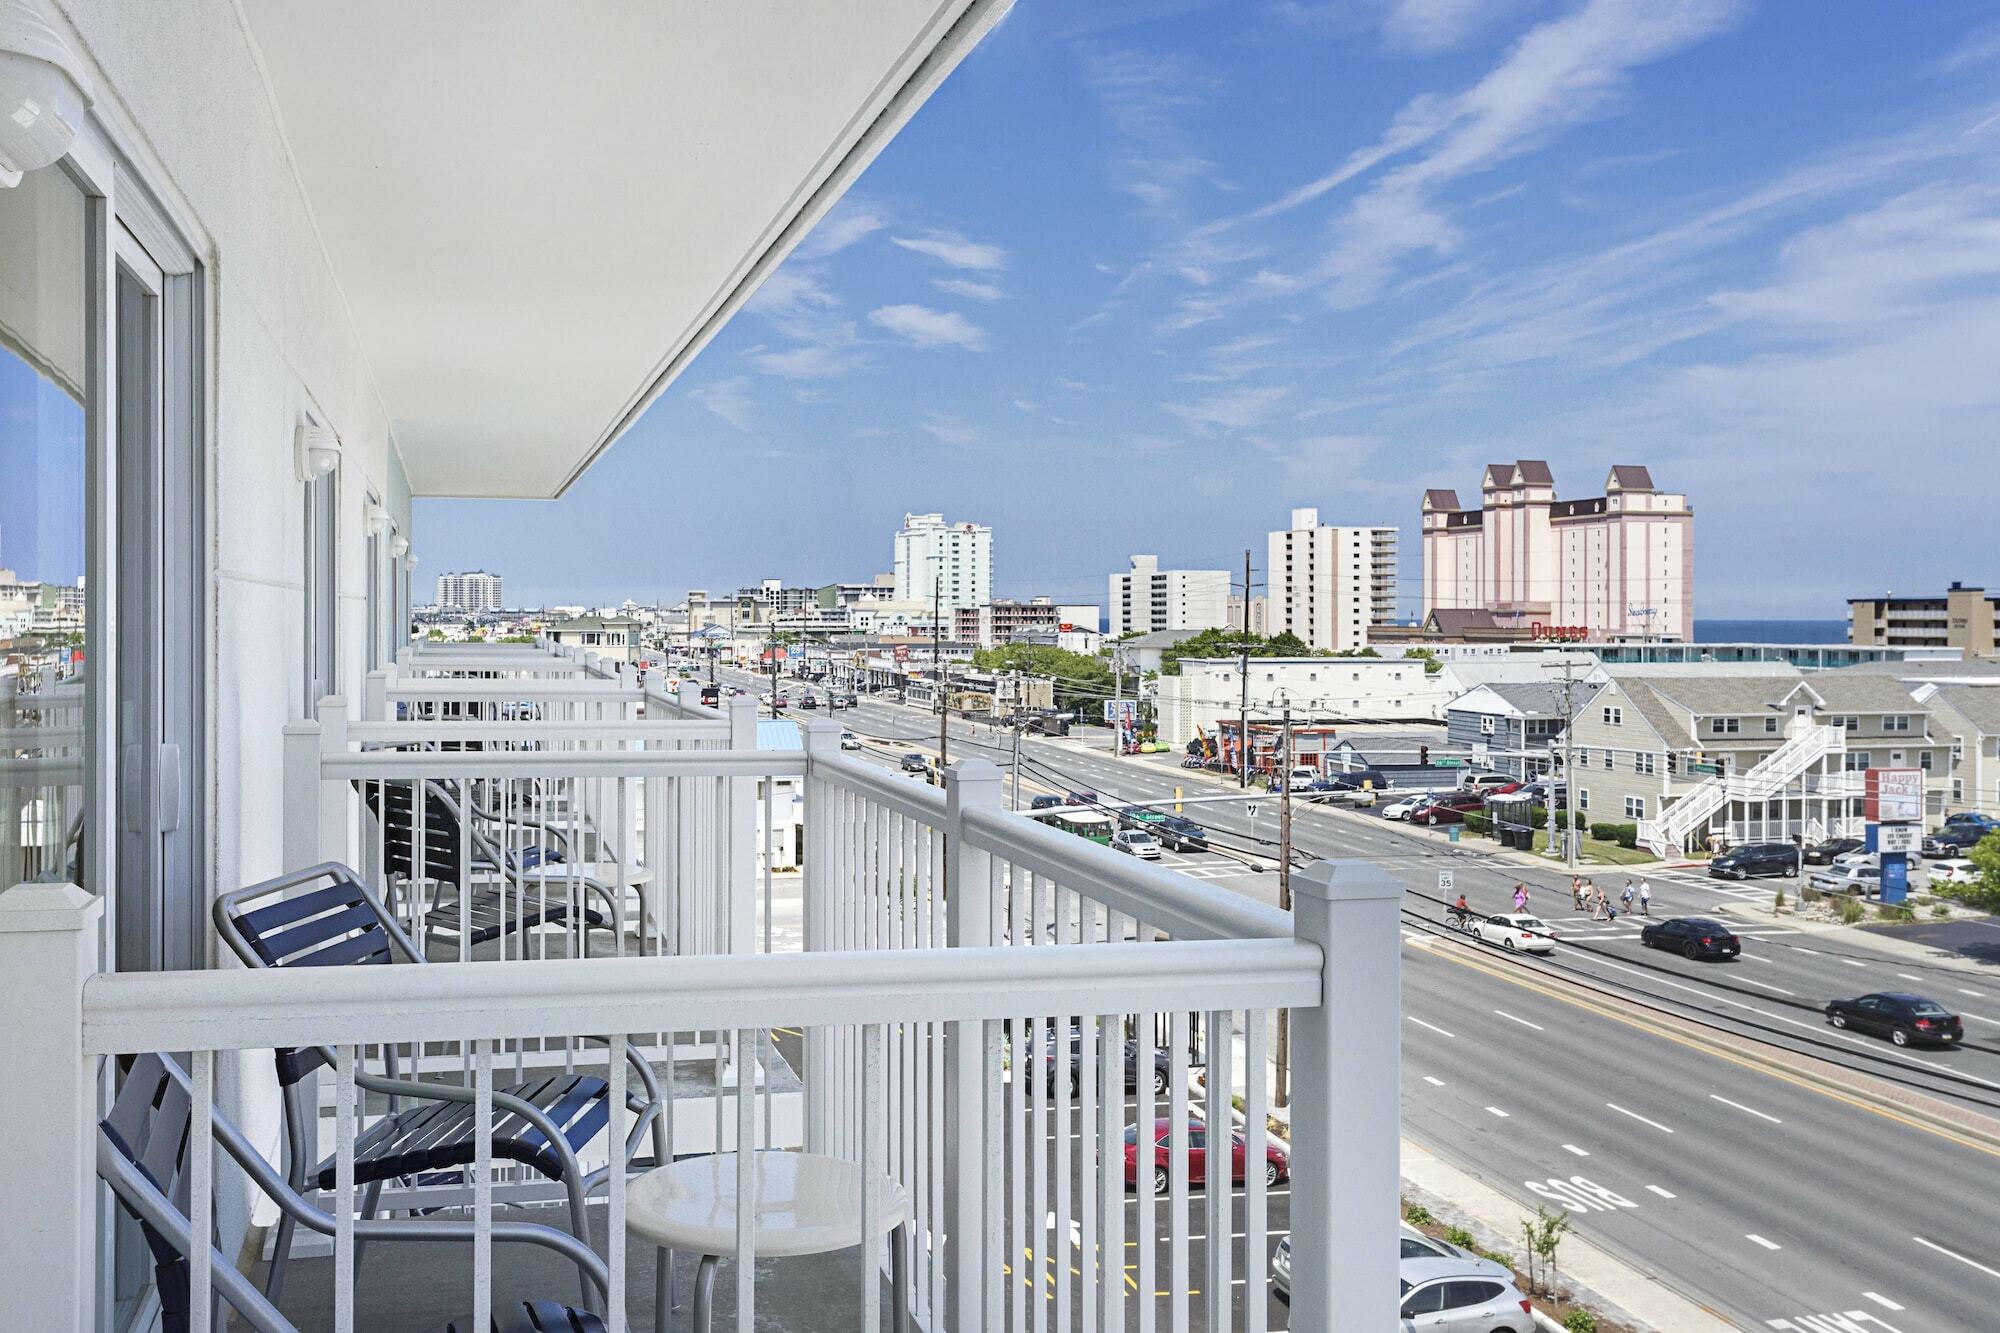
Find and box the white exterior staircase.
[1638,723,1846,856]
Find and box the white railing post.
[800,718,842,1154]
[283,719,324,871]
[317,697,350,866]
[0,882,103,1329]
[726,696,759,956]
[1288,859,1402,1331]
[944,759,1002,1327]
[362,668,389,722]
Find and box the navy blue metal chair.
[213,863,665,1306]
[99,1052,611,1333]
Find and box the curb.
[1437,940,2000,1155]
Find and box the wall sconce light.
[0,0,93,189]
[403,553,419,573]
[295,420,340,482]
[390,534,410,559]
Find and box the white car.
[1809,863,1881,896]
[1111,830,1162,860]
[839,731,862,751]
[1927,858,1980,886]
[1397,1258,1536,1332]
[1467,912,1555,954]
[1382,795,1427,821]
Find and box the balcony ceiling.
[239,0,1008,499]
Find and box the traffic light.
[1419,744,1430,766]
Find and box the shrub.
[1801,885,1820,904]
[1403,1203,1433,1226]
[1877,901,1916,922]
[1932,903,1951,918]
[1444,1225,1477,1250]
[1840,899,1865,925]
[1589,822,1619,843]
[1774,888,1787,912]
[1565,1311,1600,1333]
[1464,812,1493,835]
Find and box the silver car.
[1270,1232,1514,1306]
[1399,1256,1534,1332]
[1112,830,1162,860]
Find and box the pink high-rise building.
[1421,461,1693,641]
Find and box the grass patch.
[1529,828,1656,865]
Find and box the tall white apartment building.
[435,569,503,611]
[1421,461,1693,641]
[1267,510,1399,652]
[1109,555,1229,638]
[892,512,992,615]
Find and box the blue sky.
[419,0,2000,618]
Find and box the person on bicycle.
[1451,893,1470,928]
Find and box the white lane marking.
[1710,1093,1782,1124]
[1645,1185,1676,1199]
[1792,947,1822,956]
[1745,1233,1781,1251]
[1959,988,1986,997]
[1863,1292,1905,1312]
[1840,958,1869,969]
[1606,1102,1674,1134]
[1407,1017,1456,1038]
[1913,1234,2000,1278]
[1738,976,1796,995]
[1493,1009,1546,1032]
[1484,1106,1510,1119]
[1897,973,1924,982]
[1422,1075,1446,1087]
[1562,1143,1590,1157]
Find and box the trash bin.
[1447,825,1462,844]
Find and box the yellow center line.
[1428,941,2000,1160]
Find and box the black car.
[1826,992,1963,1047]
[1155,816,1209,852]
[1708,842,1799,879]
[1802,837,1864,865]
[899,752,931,774]
[1028,794,1065,811]
[1640,916,1742,959]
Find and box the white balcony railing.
[0,640,1402,1330]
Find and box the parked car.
[1467,912,1556,954]
[1326,767,1388,791]
[1944,812,2000,832]
[1826,992,1963,1047]
[773,693,790,708]
[899,752,931,775]
[1924,824,1988,858]
[1927,858,1981,886]
[1288,765,1319,784]
[1111,830,1162,860]
[1122,1118,1289,1193]
[1381,795,1427,821]
[1024,1029,1173,1097]
[1708,842,1799,879]
[1029,794,1065,811]
[1802,836,1865,865]
[1460,773,1520,795]
[1270,1234,1513,1307]
[1412,797,1482,826]
[1395,1259,1537,1332]
[881,688,903,703]
[838,730,862,751]
[1639,917,1742,959]
[797,694,817,709]
[1808,863,1882,897]
[1065,790,1100,806]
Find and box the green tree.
[970,643,1112,713]
[1158,627,1328,676]
[1402,646,1444,674]
[1951,829,2000,912]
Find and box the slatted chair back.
[360,774,467,889]
[213,863,424,1086]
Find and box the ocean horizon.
[1692,618,1847,644]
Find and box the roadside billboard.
[1865,767,1924,824]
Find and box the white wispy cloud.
[933,278,1006,301]
[920,412,982,446]
[743,342,863,379]
[891,230,1008,271]
[795,201,890,259]
[1163,384,1292,431]
[869,304,990,350]
[1380,0,1516,53]
[742,266,865,377]
[688,375,756,431]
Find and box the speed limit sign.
[1438,870,1454,894]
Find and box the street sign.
[1877,825,1921,854]
[1435,758,1463,768]
[1437,870,1454,893]
[1246,804,1260,819]
[1866,768,1924,824]
[1471,742,1489,767]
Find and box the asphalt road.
[718,668,2000,1329]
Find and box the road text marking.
[1862,1293,1905,1312]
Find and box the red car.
[1412,795,1483,826]
[1122,1117,1290,1193]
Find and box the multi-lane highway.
[719,668,2000,1329]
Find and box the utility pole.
[1275,700,1294,1107]
[934,572,948,773]
[1111,640,1123,758]
[1239,549,1254,789]
[1547,655,1580,870]
[1011,699,1024,811]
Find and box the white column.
[944,758,1002,1327]
[0,883,103,1329]
[283,719,324,872]
[725,697,759,956]
[1287,859,1402,1331]
[800,719,842,1153]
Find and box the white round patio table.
[626,1149,911,1331]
